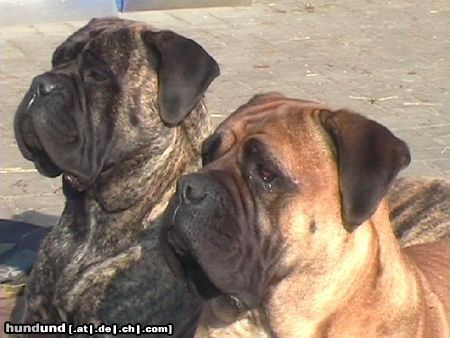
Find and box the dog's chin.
[31,148,62,178]
[25,148,88,193]
[162,226,222,300]
[25,147,88,192]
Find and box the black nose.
[177,174,208,204]
[32,74,62,96]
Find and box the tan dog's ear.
[319,109,410,230]
[246,92,285,105]
[142,30,220,126]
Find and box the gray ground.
[1,0,449,226]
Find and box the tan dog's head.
[160,93,410,309]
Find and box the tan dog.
[160,93,449,337]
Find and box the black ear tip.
[398,139,411,169]
[343,203,371,231]
[342,220,361,233]
[186,36,220,76]
[148,29,219,126]
[212,60,220,76]
[205,57,220,87]
[202,48,220,81]
[213,65,220,79]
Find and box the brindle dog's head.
[14,18,219,193]
[160,93,410,308]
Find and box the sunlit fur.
[192,94,448,337]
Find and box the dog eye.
[83,69,109,83]
[256,164,277,184]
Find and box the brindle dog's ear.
[142,30,220,126]
[319,109,410,230]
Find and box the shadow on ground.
[9,211,59,228]
[0,212,57,286]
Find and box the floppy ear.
[246,92,285,106]
[142,30,220,126]
[319,109,411,230]
[201,132,222,166]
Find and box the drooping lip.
[15,113,40,161]
[162,225,248,314]
[15,112,89,192]
[161,224,222,300]
[28,146,88,192]
[29,146,62,177]
[16,117,61,178]
[30,147,88,191]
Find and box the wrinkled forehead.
[214,97,328,153]
[202,97,333,181]
[52,20,150,71]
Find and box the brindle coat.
[13,18,219,337]
[390,176,449,247]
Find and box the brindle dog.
[389,176,449,247]
[13,18,219,337]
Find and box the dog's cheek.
[80,87,119,171]
[85,85,117,134]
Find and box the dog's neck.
[61,103,211,253]
[265,200,429,337]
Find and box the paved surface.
[1,0,449,226]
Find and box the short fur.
[390,176,450,247]
[160,94,449,337]
[13,18,219,337]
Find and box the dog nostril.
[178,175,209,205]
[185,185,193,200]
[38,82,58,96]
[185,184,207,203]
[32,74,61,96]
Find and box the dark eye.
[256,164,277,184]
[83,69,109,83]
